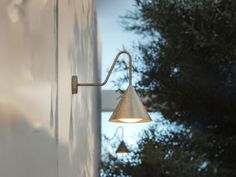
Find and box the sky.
[96,0,156,148]
[96,0,140,90]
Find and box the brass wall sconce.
[72,51,152,123]
[109,126,129,154]
[116,140,129,154]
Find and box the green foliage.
[101,0,236,176]
[101,124,236,177]
[124,126,218,177]
[121,0,236,130]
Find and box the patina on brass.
[71,51,152,123]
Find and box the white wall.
[0,0,101,177]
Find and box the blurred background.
[97,0,236,177]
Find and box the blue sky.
[96,0,140,90]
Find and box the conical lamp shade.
[116,140,129,153]
[109,85,152,123]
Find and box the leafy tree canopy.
[120,0,236,132]
[101,124,236,177]
[101,1,236,176]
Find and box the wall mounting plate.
[71,75,78,94]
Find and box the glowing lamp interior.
[118,118,142,123]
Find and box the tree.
[102,0,236,176]
[120,0,236,130]
[101,124,233,177]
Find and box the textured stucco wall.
[0,0,101,177]
[58,0,101,177]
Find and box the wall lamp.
[107,126,129,154]
[71,51,152,123]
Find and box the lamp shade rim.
[109,117,152,123]
[109,85,152,123]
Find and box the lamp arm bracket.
[108,126,124,141]
[72,51,132,94]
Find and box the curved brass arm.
[107,126,124,141]
[72,51,132,94]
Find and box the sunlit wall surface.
[0,0,101,177]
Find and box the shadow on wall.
[0,0,101,176]
[0,103,69,177]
